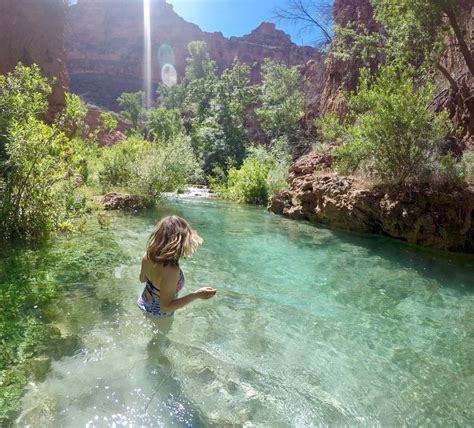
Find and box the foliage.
[191,60,254,175]
[256,59,304,141]
[97,136,145,189]
[0,64,89,240]
[96,135,200,202]
[145,107,184,142]
[0,64,51,141]
[185,41,218,121]
[117,91,145,131]
[100,111,118,131]
[331,23,385,66]
[218,154,270,204]
[370,0,450,67]
[330,0,473,96]
[129,135,201,201]
[211,142,291,204]
[323,65,450,182]
[265,137,292,195]
[55,92,88,140]
[158,83,186,111]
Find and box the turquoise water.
[15,196,474,426]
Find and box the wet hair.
[146,215,203,265]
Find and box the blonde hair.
[146,215,203,265]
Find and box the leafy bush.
[325,65,450,182]
[129,135,201,201]
[0,64,89,240]
[212,143,291,204]
[96,135,200,202]
[222,156,269,204]
[97,136,145,189]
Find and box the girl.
[137,215,216,318]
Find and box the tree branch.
[443,4,474,76]
[436,62,459,91]
[274,0,333,45]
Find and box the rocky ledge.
[268,151,474,252]
[101,192,149,212]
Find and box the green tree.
[371,0,473,88]
[256,59,304,141]
[185,41,218,120]
[117,91,145,131]
[145,107,184,142]
[158,83,186,111]
[199,60,253,174]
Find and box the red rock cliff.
[318,0,380,118]
[0,0,68,121]
[65,0,323,109]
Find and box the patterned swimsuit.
[137,269,185,318]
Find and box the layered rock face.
[318,0,381,118]
[268,152,474,252]
[66,0,322,109]
[0,0,68,121]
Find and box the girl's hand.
[194,287,217,299]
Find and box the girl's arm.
[158,267,216,312]
[139,255,147,283]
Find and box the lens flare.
[161,63,178,87]
[143,0,152,108]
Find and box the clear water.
[16,197,474,427]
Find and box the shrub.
[212,143,291,204]
[97,136,145,189]
[224,156,269,204]
[117,91,146,132]
[0,64,88,240]
[326,65,450,182]
[129,135,201,202]
[96,135,200,203]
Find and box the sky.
[166,0,328,46]
[68,0,330,46]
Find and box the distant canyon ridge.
[66,0,324,110]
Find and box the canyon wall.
[318,0,381,119]
[0,0,68,121]
[65,0,323,109]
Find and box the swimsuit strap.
[146,269,185,296]
[145,280,160,297]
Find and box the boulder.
[101,192,148,212]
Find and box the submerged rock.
[101,192,148,212]
[29,356,52,382]
[268,152,474,252]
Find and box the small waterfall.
[143,0,152,108]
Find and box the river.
[12,195,474,426]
